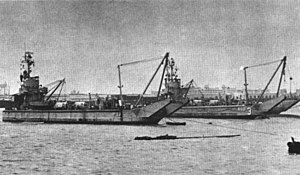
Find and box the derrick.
[241,56,289,105]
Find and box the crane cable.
[286,63,293,81]
[56,80,65,101]
[119,56,163,67]
[44,79,62,87]
[45,79,64,95]
[191,81,204,96]
[245,59,282,69]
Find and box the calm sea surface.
[1,108,300,175]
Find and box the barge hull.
[170,113,259,119]
[2,99,189,124]
[171,96,286,119]
[2,109,156,125]
[171,105,257,119]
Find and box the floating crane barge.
[171,56,299,119]
[3,52,189,125]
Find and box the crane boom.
[245,59,282,69]
[135,53,168,106]
[119,57,163,67]
[46,78,65,101]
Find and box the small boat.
[287,137,300,154]
[166,121,186,125]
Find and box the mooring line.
[184,119,277,136]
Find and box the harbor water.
[1,110,300,174]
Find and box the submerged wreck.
[3,52,190,125]
[134,134,241,140]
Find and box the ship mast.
[242,67,249,105]
[165,57,177,84]
[20,51,34,82]
[117,65,123,105]
[117,65,123,121]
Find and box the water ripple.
[0,117,300,174]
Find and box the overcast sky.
[1,0,300,94]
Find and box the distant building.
[48,85,291,104]
[186,86,203,99]
[181,84,290,103]
[187,85,235,100]
[0,82,9,95]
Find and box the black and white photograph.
[1,0,300,174]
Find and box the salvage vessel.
[2,52,189,125]
[171,56,298,119]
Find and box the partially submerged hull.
[2,99,189,125]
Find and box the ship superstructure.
[14,51,64,110]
